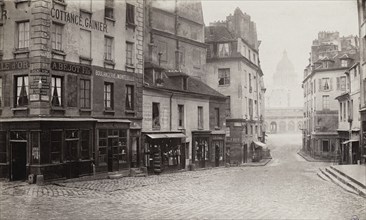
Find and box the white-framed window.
[51,76,62,107]
[104,36,113,61]
[104,82,113,110]
[105,0,114,19]
[126,42,134,66]
[125,85,134,110]
[17,21,29,49]
[218,43,230,57]
[341,59,348,67]
[15,75,29,107]
[80,79,91,109]
[126,3,135,24]
[322,95,329,110]
[51,23,63,51]
[218,68,230,86]
[321,78,331,91]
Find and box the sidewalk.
[297,150,335,162]
[240,158,272,167]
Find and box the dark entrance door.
[11,142,27,181]
[65,140,79,179]
[108,137,119,172]
[130,137,139,168]
[215,145,220,167]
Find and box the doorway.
[11,142,27,181]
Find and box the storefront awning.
[253,141,266,148]
[342,139,359,145]
[146,133,186,139]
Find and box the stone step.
[325,167,366,197]
[317,168,330,182]
[318,168,358,196]
[330,166,366,190]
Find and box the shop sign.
[51,61,92,75]
[95,69,134,81]
[51,8,108,33]
[0,60,29,71]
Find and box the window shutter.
[318,79,322,91]
[336,77,340,90]
[330,78,333,91]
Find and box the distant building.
[143,0,228,173]
[357,0,366,164]
[204,8,266,164]
[302,31,358,160]
[0,0,144,181]
[265,51,303,134]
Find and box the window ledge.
[103,110,115,114]
[104,59,116,66]
[125,109,135,114]
[152,126,161,130]
[80,9,92,14]
[53,0,67,6]
[218,84,230,87]
[13,48,30,55]
[11,107,28,111]
[125,64,135,69]
[52,50,66,56]
[105,17,116,23]
[79,108,92,112]
[126,22,137,29]
[51,107,65,112]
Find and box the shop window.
[178,104,184,128]
[0,25,3,51]
[51,130,62,163]
[30,131,40,164]
[51,76,63,107]
[152,102,160,129]
[218,68,230,86]
[126,42,134,66]
[15,75,29,107]
[104,82,113,110]
[64,130,78,162]
[81,130,90,160]
[215,108,220,128]
[98,130,108,165]
[218,43,230,57]
[117,130,128,164]
[322,95,330,110]
[125,85,134,110]
[198,106,203,129]
[322,140,329,152]
[17,21,29,49]
[40,130,50,164]
[104,36,114,61]
[105,0,114,19]
[51,23,63,51]
[0,131,6,163]
[80,79,91,109]
[126,3,135,25]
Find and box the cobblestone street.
[1,134,365,220]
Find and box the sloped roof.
[205,26,235,42]
[144,69,226,99]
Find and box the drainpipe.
[170,92,174,131]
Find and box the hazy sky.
[201,0,358,89]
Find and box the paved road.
[1,134,365,220]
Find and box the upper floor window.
[125,85,134,110]
[104,82,113,110]
[322,95,330,110]
[152,102,160,129]
[80,79,91,109]
[193,49,201,68]
[218,68,230,86]
[249,73,252,92]
[51,76,62,107]
[80,0,92,12]
[80,29,91,60]
[178,104,184,128]
[51,23,63,51]
[218,43,230,57]
[126,42,134,66]
[320,78,331,91]
[337,76,346,91]
[0,25,3,51]
[126,3,135,25]
[341,59,348,67]
[105,0,114,19]
[214,108,220,128]
[198,106,203,129]
[17,21,29,49]
[0,77,2,107]
[104,36,114,61]
[15,75,29,107]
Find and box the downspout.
[170,92,174,131]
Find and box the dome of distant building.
[273,50,296,86]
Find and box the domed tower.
[268,50,301,108]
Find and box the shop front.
[211,131,226,167]
[192,131,212,168]
[143,132,186,174]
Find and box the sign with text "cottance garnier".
[51,8,108,33]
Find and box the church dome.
[274,50,295,79]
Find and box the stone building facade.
[302,31,358,160]
[0,0,144,181]
[204,8,266,164]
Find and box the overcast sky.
[201,0,359,88]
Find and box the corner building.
[0,0,144,181]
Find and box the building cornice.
[151,28,208,49]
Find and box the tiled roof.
[144,69,226,99]
[205,26,235,42]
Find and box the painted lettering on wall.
[51,61,92,75]
[95,70,134,81]
[0,60,29,71]
[50,8,108,33]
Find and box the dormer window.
[154,71,163,85]
[218,43,230,57]
[322,61,329,69]
[341,59,348,67]
[182,77,188,90]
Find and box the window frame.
[104,36,114,61]
[51,75,63,107]
[125,85,134,111]
[51,22,63,51]
[0,25,3,51]
[126,3,135,25]
[80,78,91,109]
[17,21,30,49]
[218,68,230,86]
[126,42,134,66]
[104,0,114,19]
[0,77,2,107]
[214,107,220,128]
[198,106,203,129]
[322,95,330,110]
[14,75,29,107]
[178,104,184,128]
[152,102,160,129]
[104,82,113,110]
